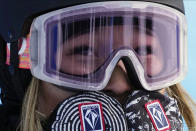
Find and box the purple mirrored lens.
[45,10,180,84]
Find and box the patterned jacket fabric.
[124,90,183,131]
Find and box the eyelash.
[69,45,94,56]
[66,45,154,57]
[134,45,153,56]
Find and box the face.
[59,25,163,77]
[38,25,164,116]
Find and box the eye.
[134,45,153,56]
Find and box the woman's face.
[39,25,164,116]
[59,25,164,78]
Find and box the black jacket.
[0,104,21,131]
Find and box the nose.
[104,60,132,95]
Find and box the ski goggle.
[29,1,187,91]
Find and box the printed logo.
[145,100,171,131]
[79,102,105,131]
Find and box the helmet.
[0,0,185,42]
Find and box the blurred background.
[182,1,196,129]
[181,0,196,102]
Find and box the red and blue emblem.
[79,102,105,131]
[145,100,171,131]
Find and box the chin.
[102,90,131,105]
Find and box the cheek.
[60,55,105,75]
[140,55,164,76]
[146,56,163,76]
[59,56,92,75]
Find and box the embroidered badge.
[145,100,171,131]
[79,102,105,131]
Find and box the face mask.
[42,91,183,131]
[43,91,128,131]
[124,90,183,131]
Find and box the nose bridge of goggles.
[104,49,145,90]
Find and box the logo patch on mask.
[145,100,170,131]
[79,102,105,131]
